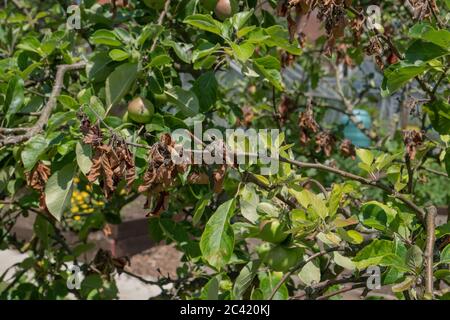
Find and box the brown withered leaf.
[339,139,356,160]
[26,162,51,210]
[278,95,294,125]
[78,113,102,146]
[79,112,136,198]
[298,103,319,144]
[277,0,289,17]
[315,131,336,157]
[402,130,424,160]
[138,134,190,216]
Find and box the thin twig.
[405,154,414,194]
[150,0,171,52]
[427,0,445,29]
[316,282,366,300]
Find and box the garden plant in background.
[0,0,449,300]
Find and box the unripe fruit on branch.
[214,0,237,21]
[258,219,288,244]
[127,97,154,124]
[265,245,302,272]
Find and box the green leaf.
[333,252,355,270]
[192,41,220,62]
[424,99,450,135]
[391,276,415,293]
[76,142,93,175]
[436,222,450,239]
[200,199,236,270]
[409,24,450,50]
[440,244,450,264]
[148,54,173,68]
[109,49,130,61]
[263,25,302,55]
[105,62,138,109]
[230,41,255,62]
[192,71,218,112]
[328,183,354,217]
[353,240,408,271]
[44,163,76,221]
[162,40,193,63]
[87,52,115,83]
[184,14,223,36]
[81,274,103,298]
[58,95,78,110]
[404,40,449,64]
[445,149,450,177]
[289,188,328,219]
[231,10,254,31]
[4,76,24,116]
[258,271,288,300]
[253,56,284,91]
[34,214,53,249]
[90,29,122,47]
[356,148,374,165]
[298,261,321,286]
[21,135,48,171]
[381,63,429,96]
[138,24,163,46]
[360,201,398,230]
[200,275,220,300]
[406,245,423,270]
[232,260,261,299]
[192,198,209,226]
[165,87,200,117]
[239,184,260,223]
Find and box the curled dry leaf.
[26,162,51,210]
[80,113,136,198]
[339,139,356,160]
[298,103,319,144]
[138,133,189,216]
[402,130,424,160]
[315,131,336,157]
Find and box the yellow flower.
[74,177,80,184]
[85,208,94,213]
[74,215,81,221]
[80,204,89,210]
[71,206,79,213]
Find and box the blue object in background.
[340,109,372,148]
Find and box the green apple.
[258,219,288,244]
[256,242,272,260]
[127,97,154,124]
[265,246,302,272]
[154,93,168,105]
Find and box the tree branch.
[278,156,426,223]
[0,62,86,147]
[424,205,436,299]
[316,282,366,300]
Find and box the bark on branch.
[424,205,436,298]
